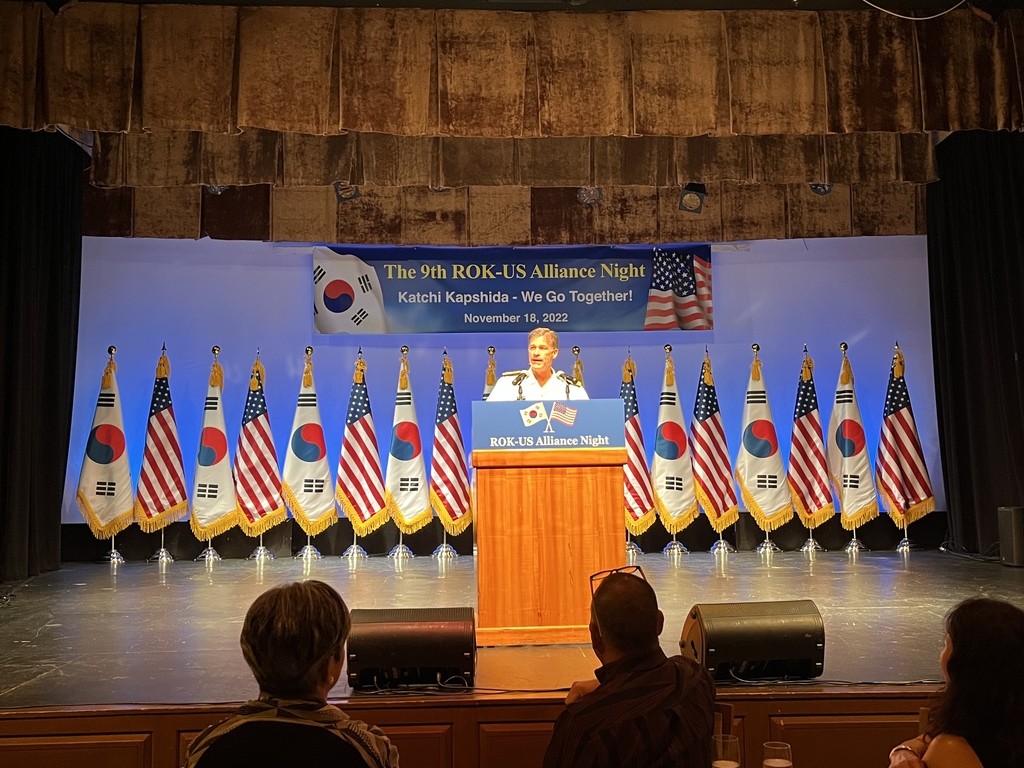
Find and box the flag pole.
[799,526,824,552]
[248,533,274,560]
[844,525,868,553]
[102,533,125,564]
[754,528,781,554]
[432,527,458,559]
[342,528,368,559]
[897,522,913,553]
[148,528,174,563]
[295,533,322,560]
[662,531,689,556]
[388,531,414,559]
[710,529,736,554]
[626,531,643,558]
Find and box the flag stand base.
[388,532,414,559]
[663,534,688,555]
[844,529,868,553]
[799,529,824,552]
[433,531,458,559]
[100,535,125,564]
[295,535,322,560]
[896,526,914,553]
[754,531,781,554]
[248,535,274,561]
[626,534,643,557]
[148,530,174,563]
[342,532,368,559]
[196,541,221,561]
[709,531,735,554]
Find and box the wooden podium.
[471,400,627,646]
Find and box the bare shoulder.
[922,734,983,768]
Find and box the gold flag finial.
[399,345,410,390]
[250,349,266,391]
[622,351,636,383]
[573,345,584,386]
[302,346,314,388]
[703,348,714,386]
[155,344,171,379]
[839,342,852,385]
[210,346,224,389]
[102,346,117,389]
[893,342,905,378]
[664,344,675,386]
[801,345,814,382]
[442,349,453,385]
[353,347,366,384]
[485,346,496,388]
[751,343,762,381]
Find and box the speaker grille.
[351,607,474,624]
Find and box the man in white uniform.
[486,328,589,401]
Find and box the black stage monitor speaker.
[679,599,824,682]
[347,607,476,689]
[998,506,1024,567]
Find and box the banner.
[313,244,711,334]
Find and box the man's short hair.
[240,580,351,698]
[528,327,558,350]
[592,572,660,653]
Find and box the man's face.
[528,335,558,375]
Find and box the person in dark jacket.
[543,566,716,768]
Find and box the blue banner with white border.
[312,244,712,334]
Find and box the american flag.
[429,357,472,536]
[336,359,389,536]
[621,361,656,534]
[550,402,578,426]
[644,246,713,331]
[690,354,738,532]
[134,352,188,532]
[875,350,934,525]
[233,363,285,535]
[787,354,834,528]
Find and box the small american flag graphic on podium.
[550,403,578,426]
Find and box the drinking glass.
[763,741,792,768]
[712,734,741,768]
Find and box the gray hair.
[528,327,558,349]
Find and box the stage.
[1,550,1021,768]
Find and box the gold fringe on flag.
[653,489,698,535]
[736,473,794,532]
[238,504,287,537]
[703,353,714,386]
[399,346,410,390]
[624,504,657,536]
[442,354,453,385]
[431,487,473,537]
[135,498,188,533]
[190,506,240,540]
[622,354,636,383]
[101,358,117,389]
[302,347,313,388]
[336,486,389,537]
[801,352,814,382]
[893,347,905,378]
[840,355,853,385]
[210,347,224,389]
[155,348,170,379]
[485,349,496,388]
[354,356,366,384]
[693,482,739,534]
[385,492,433,535]
[830,470,879,530]
[573,346,584,386]
[788,479,834,529]
[751,357,762,381]
[249,355,266,391]
[664,352,675,387]
[283,482,338,537]
[76,491,134,540]
[879,486,936,528]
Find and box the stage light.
[678,183,707,214]
[333,183,360,202]
[206,185,228,196]
[577,186,602,206]
[347,607,476,689]
[680,599,825,681]
[810,183,833,196]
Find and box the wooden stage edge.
[476,625,590,645]
[0,685,938,768]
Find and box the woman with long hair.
[888,597,1024,768]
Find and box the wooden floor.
[1,551,1021,767]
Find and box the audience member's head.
[240,580,351,702]
[929,597,1024,768]
[590,571,664,662]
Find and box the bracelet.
[889,745,921,760]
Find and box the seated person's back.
[543,568,715,768]
[193,720,370,768]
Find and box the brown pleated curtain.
[3,3,1021,244]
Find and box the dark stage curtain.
[928,131,1024,553]
[0,127,84,583]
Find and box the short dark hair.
[591,572,660,653]
[928,597,1024,768]
[240,580,351,698]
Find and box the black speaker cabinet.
[998,506,1024,567]
[347,607,476,689]
[679,599,824,682]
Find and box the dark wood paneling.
[380,724,454,768]
[769,713,920,768]
[0,733,152,768]
[177,730,203,766]
[478,722,554,768]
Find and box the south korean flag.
[282,352,336,536]
[312,248,389,334]
[384,354,432,535]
